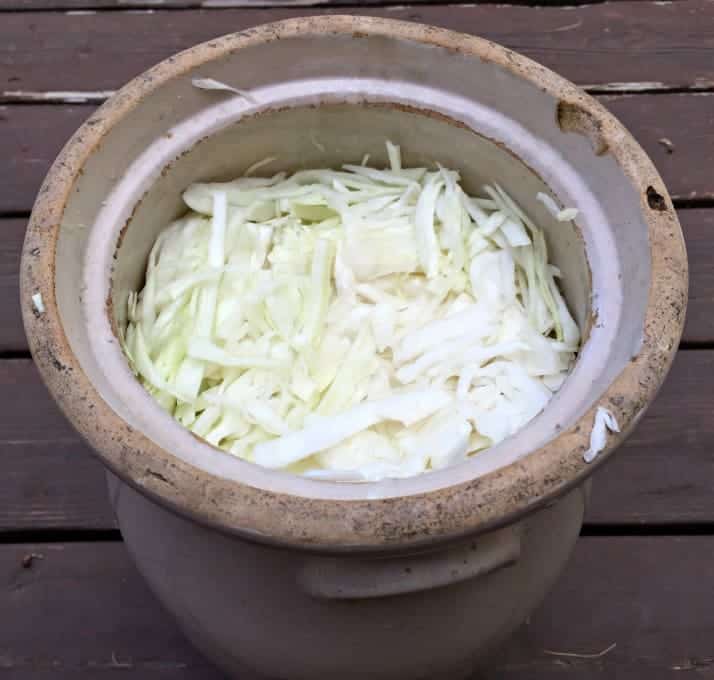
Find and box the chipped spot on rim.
[556,100,610,156]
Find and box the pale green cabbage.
[122,144,579,481]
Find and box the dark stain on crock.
[646,185,667,211]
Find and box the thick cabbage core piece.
[122,145,579,481]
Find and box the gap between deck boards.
[8,522,714,545]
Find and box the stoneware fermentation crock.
[21,16,687,680]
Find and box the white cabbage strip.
[122,144,580,481]
[583,407,620,463]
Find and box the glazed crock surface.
[20,16,687,551]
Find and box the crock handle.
[299,524,521,600]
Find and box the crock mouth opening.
[86,96,605,502]
[21,15,687,549]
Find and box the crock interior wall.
[110,103,592,341]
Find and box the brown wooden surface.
[1,536,713,678]
[2,0,485,8]
[588,349,714,525]
[602,94,714,203]
[1,440,113,532]
[0,105,92,214]
[679,211,714,346]
[2,1,714,94]
[0,350,711,532]
[0,542,214,677]
[0,0,663,7]
[1,219,31,352]
[0,0,487,8]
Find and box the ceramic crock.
[21,16,687,680]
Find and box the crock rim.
[20,15,688,551]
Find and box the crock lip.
[20,15,688,552]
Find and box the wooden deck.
[2,0,713,676]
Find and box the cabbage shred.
[122,144,579,481]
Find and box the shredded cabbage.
[583,407,619,463]
[191,77,256,103]
[32,292,45,315]
[122,144,580,481]
[536,191,579,222]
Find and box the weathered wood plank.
[1,441,115,531]
[0,105,91,215]
[490,536,714,678]
[679,211,714,346]
[2,2,713,94]
[8,0,198,6]
[0,105,90,214]
[0,0,669,9]
[3,94,713,217]
[0,0,482,8]
[0,542,215,677]
[0,351,712,531]
[0,536,712,677]
[0,219,30,353]
[587,350,714,525]
[602,94,714,203]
